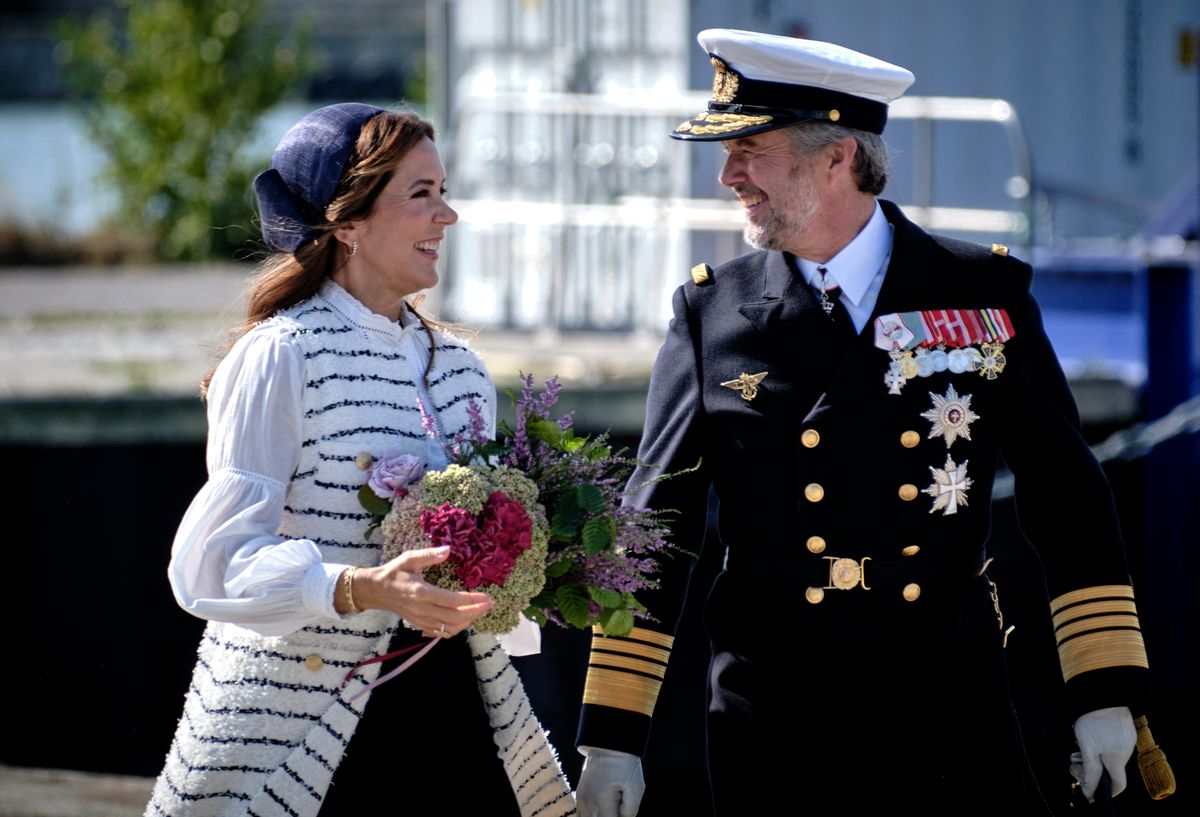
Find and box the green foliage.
[57,0,313,261]
[581,515,614,556]
[555,585,591,629]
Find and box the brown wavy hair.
[201,111,443,397]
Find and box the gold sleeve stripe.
[591,640,671,665]
[1052,598,1138,629]
[583,666,663,716]
[1050,584,1135,613]
[591,625,675,650]
[1055,614,1140,641]
[590,653,668,678]
[1058,629,1149,681]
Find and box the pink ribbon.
[342,636,441,703]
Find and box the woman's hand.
[341,546,493,637]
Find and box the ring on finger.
[435,622,448,637]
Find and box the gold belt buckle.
[824,556,872,590]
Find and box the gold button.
[804,483,825,502]
[304,654,324,672]
[900,431,920,448]
[898,483,918,501]
[806,535,827,554]
[828,109,841,122]
[805,587,825,604]
[801,429,820,448]
[901,545,920,556]
[903,583,921,602]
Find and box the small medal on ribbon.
[875,308,1014,394]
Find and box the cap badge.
[721,371,768,401]
[920,384,979,448]
[710,56,739,103]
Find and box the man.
[575,29,1149,816]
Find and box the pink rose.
[368,452,426,498]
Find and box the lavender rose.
[367,452,426,499]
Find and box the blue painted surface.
[1031,260,1199,389]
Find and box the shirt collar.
[793,200,891,307]
[319,278,420,338]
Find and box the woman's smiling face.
[343,136,458,300]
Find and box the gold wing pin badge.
[721,371,768,401]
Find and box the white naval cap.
[672,28,916,141]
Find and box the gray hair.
[781,121,891,195]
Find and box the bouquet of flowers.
[357,375,677,637]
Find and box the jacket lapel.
[736,251,831,381]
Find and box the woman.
[147,104,574,817]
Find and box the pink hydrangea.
[417,492,533,590]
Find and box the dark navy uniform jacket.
[577,200,1150,762]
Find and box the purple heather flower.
[465,397,489,446]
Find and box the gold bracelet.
[343,566,360,614]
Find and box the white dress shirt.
[793,199,894,333]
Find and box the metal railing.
[441,90,1034,331]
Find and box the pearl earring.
[349,240,358,257]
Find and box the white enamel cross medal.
[924,455,973,515]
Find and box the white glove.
[576,746,645,817]
[1071,706,1136,801]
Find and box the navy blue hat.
[253,103,386,253]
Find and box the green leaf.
[551,512,580,540]
[545,558,573,578]
[554,490,580,515]
[624,592,648,613]
[357,484,392,516]
[530,588,557,610]
[582,515,615,556]
[523,606,547,626]
[601,608,635,637]
[577,484,606,514]
[526,418,564,447]
[551,492,582,538]
[556,586,592,629]
[587,586,622,608]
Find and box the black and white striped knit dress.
[148,281,575,817]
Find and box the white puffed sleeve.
[168,322,348,636]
